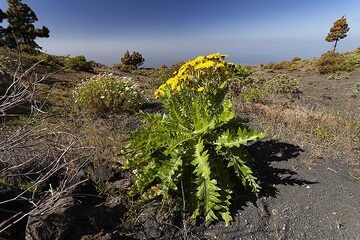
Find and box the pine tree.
[120,50,132,66]
[120,50,145,68]
[4,0,49,49]
[0,9,6,46]
[325,16,350,52]
[130,51,145,67]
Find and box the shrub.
[316,52,345,74]
[233,74,300,102]
[327,71,350,80]
[33,53,62,67]
[88,60,107,69]
[115,63,136,73]
[292,57,302,62]
[264,74,301,94]
[343,55,360,70]
[65,55,93,72]
[74,73,145,114]
[231,76,266,102]
[264,60,304,72]
[33,53,51,63]
[125,53,265,226]
[265,61,289,70]
[356,47,360,55]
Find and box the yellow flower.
[166,77,179,90]
[206,53,228,60]
[153,52,239,98]
[216,63,225,68]
[154,84,166,98]
[193,55,205,63]
[194,60,216,70]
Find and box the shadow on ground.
[250,140,316,196]
[200,140,318,240]
[230,140,317,212]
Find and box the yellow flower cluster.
[154,53,236,98]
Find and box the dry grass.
[263,58,316,72]
[236,101,360,167]
[76,114,137,166]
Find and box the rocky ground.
[0,48,359,239]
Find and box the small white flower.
[100,96,105,99]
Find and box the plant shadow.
[230,139,318,212]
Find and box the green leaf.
[214,127,265,150]
[218,99,235,123]
[226,149,261,193]
[191,139,224,222]
[157,150,183,199]
[221,212,233,227]
[129,160,158,197]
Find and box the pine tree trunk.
[333,39,338,52]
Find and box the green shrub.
[65,55,93,72]
[88,60,107,69]
[74,73,145,114]
[33,53,51,63]
[316,52,345,74]
[33,53,61,67]
[125,53,265,226]
[343,55,360,71]
[233,74,299,102]
[265,61,289,70]
[131,68,157,77]
[356,47,360,55]
[115,63,136,73]
[264,59,306,72]
[231,76,266,102]
[264,74,301,94]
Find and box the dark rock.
[134,202,183,240]
[25,180,126,240]
[321,94,332,100]
[25,195,77,240]
[0,184,30,239]
[80,232,113,240]
[94,164,114,182]
[110,179,131,193]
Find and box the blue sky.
[1,0,360,67]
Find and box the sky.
[1,0,360,67]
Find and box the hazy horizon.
[1,0,360,67]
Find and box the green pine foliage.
[120,50,145,68]
[1,0,49,49]
[124,54,265,226]
[325,16,350,52]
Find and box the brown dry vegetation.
[1,47,360,239]
[236,102,359,166]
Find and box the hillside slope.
[0,48,359,239]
